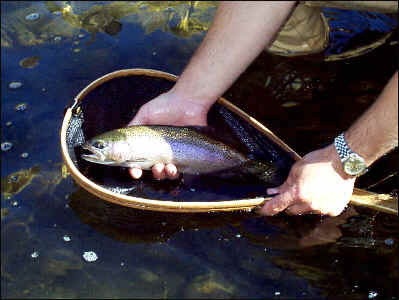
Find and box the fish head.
[81,130,130,166]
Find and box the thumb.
[128,117,143,126]
[128,108,147,126]
[257,181,293,216]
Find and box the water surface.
[2,2,397,298]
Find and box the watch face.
[343,153,367,176]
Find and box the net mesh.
[66,75,296,202]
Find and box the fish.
[81,125,279,183]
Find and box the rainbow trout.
[81,125,278,183]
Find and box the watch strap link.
[334,133,352,162]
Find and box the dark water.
[1,1,397,299]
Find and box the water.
[1,1,398,299]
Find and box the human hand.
[257,144,356,217]
[127,90,210,180]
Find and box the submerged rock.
[19,56,40,68]
[184,271,235,298]
[39,248,83,276]
[1,165,40,199]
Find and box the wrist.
[325,144,356,181]
[169,85,217,114]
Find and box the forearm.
[172,1,296,110]
[344,72,398,166]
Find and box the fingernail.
[267,188,279,195]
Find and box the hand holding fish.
[128,90,212,180]
[128,91,209,127]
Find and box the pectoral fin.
[120,159,155,169]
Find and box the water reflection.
[68,185,366,251]
[1,1,215,48]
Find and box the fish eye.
[93,141,106,149]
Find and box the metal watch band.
[334,133,352,162]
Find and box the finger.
[128,108,147,126]
[129,168,143,179]
[128,116,144,126]
[164,163,179,179]
[257,190,293,216]
[152,163,166,180]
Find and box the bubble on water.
[63,235,71,242]
[120,262,125,267]
[12,201,18,207]
[78,33,85,39]
[25,13,40,21]
[190,188,196,192]
[384,238,394,246]
[6,121,13,127]
[54,36,62,42]
[9,81,22,89]
[1,142,13,152]
[21,152,29,158]
[73,48,81,53]
[274,291,281,296]
[73,41,80,46]
[83,251,98,262]
[31,251,39,258]
[368,291,378,299]
[236,234,241,238]
[15,103,27,112]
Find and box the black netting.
[66,74,296,201]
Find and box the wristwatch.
[334,133,368,177]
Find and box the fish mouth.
[81,143,107,163]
